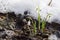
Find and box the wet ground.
[0,12,60,40]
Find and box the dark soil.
[0,12,60,40]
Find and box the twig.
[48,0,52,6]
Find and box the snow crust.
[0,0,60,23]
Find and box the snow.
[0,0,60,23]
[48,34,57,40]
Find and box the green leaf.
[33,21,37,34]
[41,20,46,32]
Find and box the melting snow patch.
[0,0,60,24]
[48,34,57,40]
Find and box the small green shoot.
[41,20,46,32]
[41,13,52,33]
[36,6,41,30]
[33,21,37,35]
[38,13,41,30]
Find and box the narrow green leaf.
[41,20,46,32]
[33,21,37,34]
